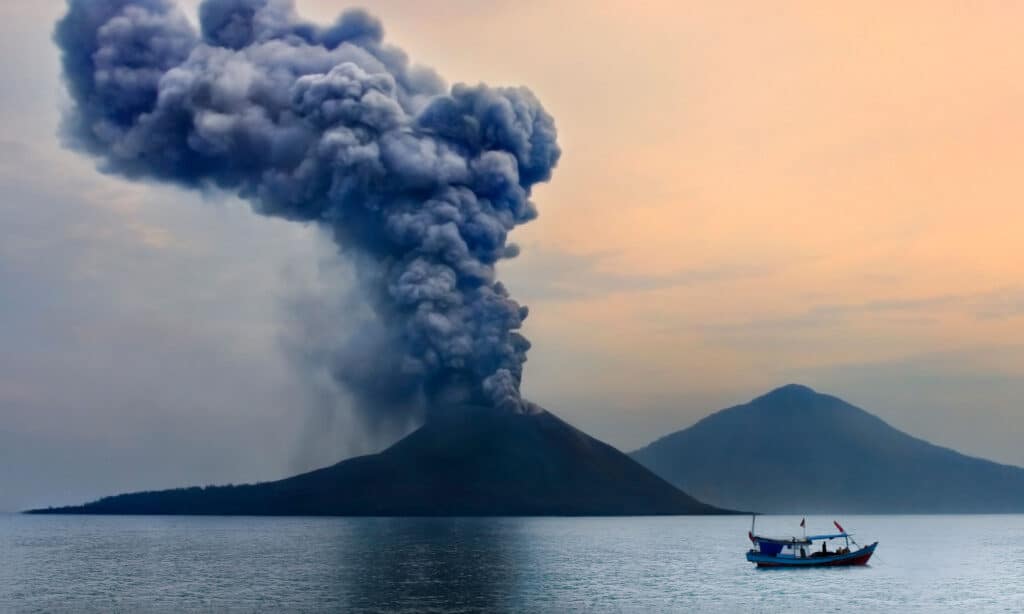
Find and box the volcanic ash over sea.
[54,0,560,421]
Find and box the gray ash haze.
[54,0,559,426]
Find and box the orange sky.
[270,0,1024,456]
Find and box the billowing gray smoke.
[54,0,560,419]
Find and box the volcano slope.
[30,406,726,516]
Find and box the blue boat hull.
[746,542,877,568]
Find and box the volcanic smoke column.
[54,0,560,416]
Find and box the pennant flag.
[834,520,846,533]
[800,518,805,528]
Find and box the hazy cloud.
[505,246,771,302]
[703,287,1024,337]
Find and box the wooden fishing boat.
[746,518,877,568]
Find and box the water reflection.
[5,515,1024,612]
[329,518,523,612]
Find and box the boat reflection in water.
[746,517,878,568]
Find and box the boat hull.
[746,542,877,568]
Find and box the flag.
[834,520,845,533]
[800,518,805,528]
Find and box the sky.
[1,0,1022,511]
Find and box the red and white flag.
[834,520,846,533]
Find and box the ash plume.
[54,0,560,420]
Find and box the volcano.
[29,406,725,516]
[632,384,1024,513]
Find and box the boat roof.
[753,535,811,545]
[753,532,850,544]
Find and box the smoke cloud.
[54,0,560,420]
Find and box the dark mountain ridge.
[632,384,1024,513]
[30,406,726,516]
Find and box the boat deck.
[746,542,877,568]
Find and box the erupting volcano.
[36,0,727,516]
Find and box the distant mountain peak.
[632,385,1024,513]
[756,383,819,400]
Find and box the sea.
[1,514,1022,612]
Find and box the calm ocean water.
[1,513,1022,612]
